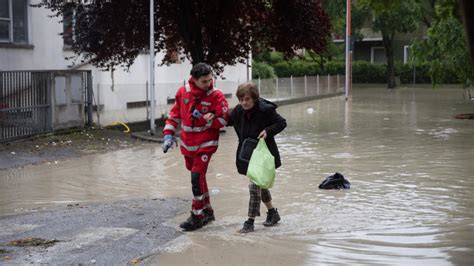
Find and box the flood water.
[1,87,473,265]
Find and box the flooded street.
[1,87,473,265]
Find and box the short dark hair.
[236,82,259,101]
[190,63,213,79]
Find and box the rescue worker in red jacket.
[161,63,229,231]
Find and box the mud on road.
[0,128,148,170]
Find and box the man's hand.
[161,135,175,153]
[258,130,267,139]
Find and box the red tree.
[36,0,331,74]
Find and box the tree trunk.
[382,31,396,88]
[175,0,204,65]
[459,0,474,73]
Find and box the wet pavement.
[0,198,187,265]
[1,87,473,265]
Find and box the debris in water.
[454,113,474,119]
[7,237,60,247]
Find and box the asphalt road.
[0,198,188,265]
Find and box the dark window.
[0,0,28,44]
[62,5,74,46]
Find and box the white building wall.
[0,1,84,70]
[0,1,250,126]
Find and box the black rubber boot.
[179,212,204,231]
[263,208,280,227]
[202,209,215,225]
[238,220,254,233]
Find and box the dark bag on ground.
[319,172,351,189]
[238,138,259,163]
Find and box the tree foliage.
[300,0,369,71]
[34,0,331,74]
[323,0,369,41]
[411,0,472,87]
[358,0,420,88]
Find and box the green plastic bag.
[246,138,276,189]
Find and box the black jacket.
[229,99,287,175]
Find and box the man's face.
[193,74,213,90]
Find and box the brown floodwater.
[1,87,473,265]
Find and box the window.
[62,5,75,46]
[370,46,386,64]
[63,4,87,47]
[0,0,28,44]
[403,45,410,64]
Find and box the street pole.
[345,0,352,101]
[246,55,251,81]
[149,0,156,134]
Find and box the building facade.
[0,0,249,126]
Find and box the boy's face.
[193,74,213,90]
[239,93,255,110]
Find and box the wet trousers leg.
[185,154,212,218]
[248,182,272,217]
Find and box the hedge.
[252,61,277,79]
[254,59,462,84]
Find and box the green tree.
[359,0,420,88]
[323,0,369,41]
[412,0,472,86]
[305,0,369,71]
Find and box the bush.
[268,51,285,64]
[399,63,431,84]
[325,61,345,75]
[254,56,462,84]
[352,61,387,83]
[252,61,277,79]
[272,61,292,77]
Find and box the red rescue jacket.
[163,77,229,157]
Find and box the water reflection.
[1,87,473,264]
[272,87,474,265]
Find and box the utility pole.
[149,0,156,134]
[345,0,352,101]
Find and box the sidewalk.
[131,130,165,143]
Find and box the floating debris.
[7,237,60,247]
[454,113,474,119]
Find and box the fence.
[0,70,93,143]
[253,74,345,102]
[93,75,345,126]
[1,72,345,141]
